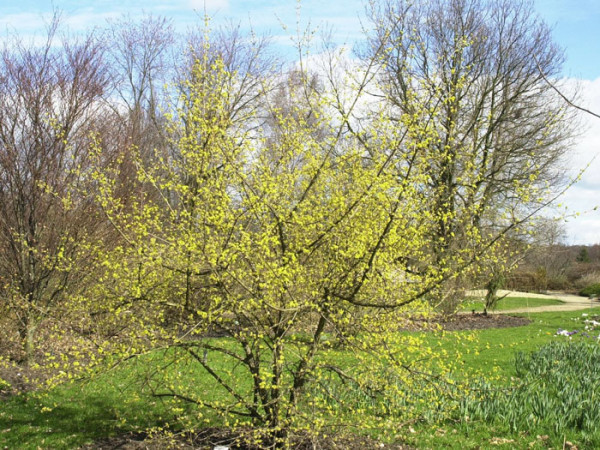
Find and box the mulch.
[440,312,531,331]
[81,428,414,449]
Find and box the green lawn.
[461,295,564,312]
[409,308,600,448]
[1,306,599,449]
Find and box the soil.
[81,428,414,449]
[440,312,531,331]
[0,364,45,399]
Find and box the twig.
[534,56,600,120]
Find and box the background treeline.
[509,242,600,293]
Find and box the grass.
[1,306,600,449]
[0,360,176,449]
[461,295,564,312]
[409,308,600,448]
[433,308,599,377]
[415,340,600,449]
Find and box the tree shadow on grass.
[0,390,160,449]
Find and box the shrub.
[546,273,569,290]
[574,271,600,290]
[580,283,600,298]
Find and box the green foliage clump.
[580,283,600,298]
[576,248,591,263]
[0,376,10,393]
[459,341,600,447]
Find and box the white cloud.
[563,211,600,245]
[555,77,600,244]
[0,13,49,33]
[63,10,122,31]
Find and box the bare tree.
[0,18,111,364]
[179,21,277,135]
[365,0,579,307]
[516,217,571,291]
[106,14,176,163]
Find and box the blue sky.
[534,0,600,79]
[1,0,599,244]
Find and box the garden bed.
[441,313,531,331]
[82,428,415,450]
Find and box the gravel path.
[468,290,600,313]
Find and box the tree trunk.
[18,312,38,366]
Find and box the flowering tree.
[80,30,460,443]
